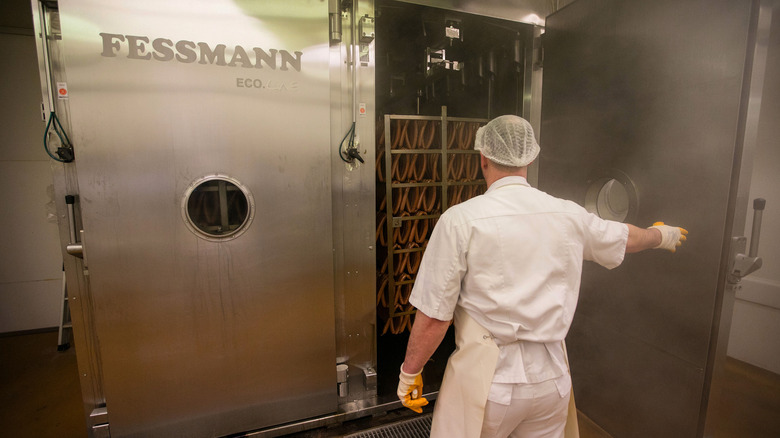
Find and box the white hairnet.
[474,115,540,168]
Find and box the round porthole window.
[595,179,629,221]
[182,175,255,241]
[584,170,638,223]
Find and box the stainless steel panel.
[540,0,756,435]
[31,1,106,432]
[567,315,705,436]
[330,0,378,390]
[57,0,336,436]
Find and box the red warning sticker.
[56,82,69,99]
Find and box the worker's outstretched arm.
[626,222,688,254]
[397,311,450,413]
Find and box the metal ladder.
[57,264,71,351]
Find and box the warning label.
[56,82,69,100]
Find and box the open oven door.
[539,0,768,436]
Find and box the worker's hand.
[397,365,429,413]
[650,222,689,252]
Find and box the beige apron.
[430,307,500,438]
[562,341,580,438]
[430,306,580,438]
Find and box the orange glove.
[650,222,689,252]
[397,365,429,413]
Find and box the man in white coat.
[396,115,687,438]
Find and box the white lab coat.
[414,176,625,436]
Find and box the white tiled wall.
[0,32,64,333]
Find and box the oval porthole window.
[182,175,255,241]
[584,170,638,223]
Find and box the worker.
[396,115,687,438]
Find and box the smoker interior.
[372,0,536,398]
[376,1,533,119]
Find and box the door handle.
[65,195,83,258]
[748,198,765,258]
[729,198,766,282]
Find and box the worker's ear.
[480,154,490,170]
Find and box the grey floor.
[2,330,779,437]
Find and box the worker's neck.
[484,169,527,189]
[480,154,529,188]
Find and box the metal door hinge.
[330,12,342,43]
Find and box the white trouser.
[480,376,572,438]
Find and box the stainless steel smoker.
[31,0,771,437]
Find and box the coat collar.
[486,176,530,194]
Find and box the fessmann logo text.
[99,33,302,91]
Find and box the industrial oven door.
[57,1,336,436]
[539,0,758,436]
